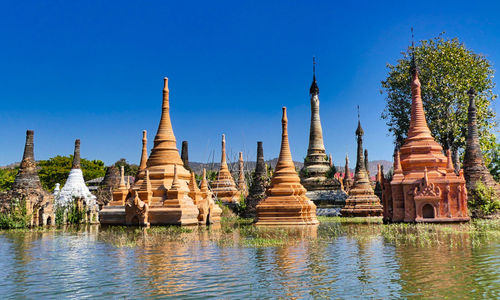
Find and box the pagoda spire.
[306,57,325,155]
[238,152,246,193]
[139,130,148,172]
[181,141,191,171]
[407,48,432,140]
[72,139,81,169]
[147,77,183,167]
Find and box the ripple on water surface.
[0,222,498,299]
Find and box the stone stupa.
[56,139,98,221]
[382,55,469,223]
[246,141,270,216]
[340,117,383,217]
[343,154,353,193]
[463,89,500,208]
[211,134,241,203]
[181,141,191,172]
[299,59,345,206]
[255,107,319,226]
[0,130,55,226]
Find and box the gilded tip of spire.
[142,130,147,136]
[222,134,225,143]
[239,151,243,159]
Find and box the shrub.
[0,197,31,229]
[469,181,500,216]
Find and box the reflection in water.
[0,222,498,298]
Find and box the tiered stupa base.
[340,192,383,217]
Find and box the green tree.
[381,34,498,168]
[38,155,105,191]
[114,158,139,177]
[0,168,17,191]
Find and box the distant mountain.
[187,158,392,175]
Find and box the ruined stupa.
[56,139,98,222]
[382,55,469,223]
[299,60,345,206]
[201,168,222,223]
[463,88,500,208]
[340,118,383,217]
[255,107,319,225]
[211,134,241,203]
[237,152,248,197]
[181,140,191,172]
[246,141,270,216]
[0,130,55,226]
[343,155,353,193]
[100,78,205,225]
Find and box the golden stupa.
[211,134,241,203]
[255,107,319,226]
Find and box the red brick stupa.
[255,107,319,226]
[382,57,469,223]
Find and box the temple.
[382,55,469,223]
[300,59,346,206]
[462,89,500,211]
[246,141,270,216]
[211,134,241,202]
[55,139,98,222]
[100,77,219,225]
[0,130,55,226]
[340,118,383,217]
[255,107,319,225]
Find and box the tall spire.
[355,116,365,173]
[72,139,81,169]
[139,130,148,172]
[255,141,266,176]
[238,152,246,194]
[277,107,293,167]
[407,37,432,140]
[147,77,184,167]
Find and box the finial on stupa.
[423,167,429,185]
[310,56,319,95]
[200,168,208,191]
[221,134,227,165]
[163,77,169,109]
[139,130,148,172]
[446,149,454,172]
[329,154,333,167]
[126,176,130,189]
[345,154,350,177]
[72,139,81,169]
[119,166,126,189]
[356,106,364,137]
[394,149,402,174]
[171,165,180,190]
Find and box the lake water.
[0,220,499,299]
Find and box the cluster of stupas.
[299,60,347,207]
[99,78,222,226]
[12,43,500,227]
[0,130,55,226]
[54,139,99,223]
[381,55,470,222]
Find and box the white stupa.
[56,139,97,209]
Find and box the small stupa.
[237,152,248,197]
[211,134,241,203]
[463,89,500,207]
[383,52,469,222]
[0,130,55,226]
[340,115,383,217]
[343,154,353,193]
[200,168,222,223]
[102,166,121,189]
[255,107,319,226]
[246,141,270,216]
[56,139,98,221]
[299,58,345,206]
[136,130,148,180]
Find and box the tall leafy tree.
[114,158,139,177]
[37,155,105,191]
[381,34,498,168]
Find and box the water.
[0,221,498,299]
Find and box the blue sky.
[1,0,499,166]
